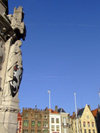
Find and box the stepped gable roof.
[48,109,58,114]
[77,105,91,117]
[77,108,84,117]
[92,109,98,117]
[71,105,91,119]
[71,108,84,119]
[58,108,66,113]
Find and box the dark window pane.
[31,121,35,127]
[23,120,29,127]
[31,130,35,133]
[23,129,28,133]
[37,121,41,127]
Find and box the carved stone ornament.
[0,107,19,113]
[0,7,26,98]
[10,65,23,97]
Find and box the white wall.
[49,113,61,133]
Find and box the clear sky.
[9,0,100,114]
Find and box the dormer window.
[83,121,86,127]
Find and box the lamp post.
[74,92,79,133]
[99,89,100,98]
[48,90,51,110]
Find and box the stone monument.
[0,0,26,133]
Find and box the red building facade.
[17,112,22,133]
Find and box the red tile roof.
[48,109,58,114]
[92,109,98,117]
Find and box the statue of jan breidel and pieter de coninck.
[0,0,25,98]
[0,0,26,132]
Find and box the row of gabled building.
[17,105,100,133]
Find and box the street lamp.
[48,90,51,110]
[98,89,100,98]
[74,92,79,133]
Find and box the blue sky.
[9,0,100,114]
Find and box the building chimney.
[55,105,58,112]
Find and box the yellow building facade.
[72,104,97,133]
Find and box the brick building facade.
[22,108,49,133]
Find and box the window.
[88,129,91,133]
[43,130,48,133]
[35,114,37,118]
[88,122,90,127]
[51,125,55,131]
[37,121,41,127]
[56,118,59,123]
[37,130,41,133]
[31,121,35,127]
[93,129,95,133]
[92,122,94,127]
[56,125,59,131]
[63,117,66,125]
[43,121,48,127]
[23,130,28,133]
[83,121,86,127]
[80,129,82,133]
[24,113,28,117]
[44,115,47,119]
[31,130,34,133]
[87,115,89,119]
[23,120,29,127]
[84,129,86,133]
[66,123,69,127]
[51,118,54,123]
[79,121,81,128]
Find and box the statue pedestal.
[0,124,7,133]
[0,96,20,133]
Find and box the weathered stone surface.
[0,14,15,41]
[0,0,8,14]
[0,5,26,133]
[0,124,7,133]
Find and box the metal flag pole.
[74,92,79,133]
[48,90,51,110]
[99,89,100,98]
